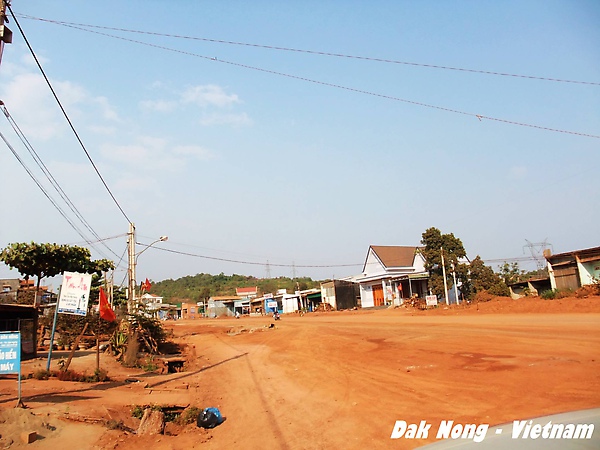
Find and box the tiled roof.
[236,286,258,295]
[370,246,419,268]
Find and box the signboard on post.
[426,295,438,306]
[58,272,92,316]
[0,331,20,374]
[0,331,22,405]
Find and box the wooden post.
[62,322,88,372]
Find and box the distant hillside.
[151,273,322,304]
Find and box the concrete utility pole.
[441,247,449,305]
[0,0,13,69]
[451,262,459,305]
[127,222,136,314]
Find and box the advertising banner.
[426,295,438,306]
[58,272,92,316]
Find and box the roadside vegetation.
[151,272,321,304]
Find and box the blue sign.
[0,331,21,374]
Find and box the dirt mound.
[405,295,600,315]
[0,407,63,447]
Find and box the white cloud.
[0,70,120,141]
[181,84,240,108]
[93,96,119,121]
[139,99,178,113]
[173,145,214,160]
[0,72,65,140]
[509,166,528,180]
[198,112,253,127]
[101,136,215,172]
[87,125,117,136]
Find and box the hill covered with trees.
[151,273,322,304]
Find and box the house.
[0,304,38,359]
[508,276,552,299]
[235,286,258,298]
[207,296,243,317]
[353,245,429,308]
[139,292,163,307]
[298,288,322,312]
[181,302,200,319]
[545,246,600,291]
[0,279,54,305]
[321,279,360,310]
[0,279,20,304]
[136,293,176,319]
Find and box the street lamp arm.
[135,236,168,263]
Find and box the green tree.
[469,256,510,297]
[0,242,114,306]
[420,227,468,299]
[498,262,523,285]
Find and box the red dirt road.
[1,297,599,449]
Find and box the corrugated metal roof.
[546,246,600,264]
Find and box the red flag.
[142,278,152,292]
[99,287,116,322]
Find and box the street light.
[135,235,168,262]
[127,222,167,313]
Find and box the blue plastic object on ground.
[197,407,224,429]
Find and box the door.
[372,284,384,307]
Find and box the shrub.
[56,369,85,382]
[131,405,145,420]
[473,290,495,303]
[106,420,125,430]
[141,356,159,372]
[87,369,110,382]
[541,289,557,299]
[32,369,51,380]
[178,406,202,425]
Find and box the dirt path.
[1,297,599,449]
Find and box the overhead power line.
[137,241,538,273]
[23,17,600,139]
[144,244,362,269]
[7,5,132,224]
[1,102,122,261]
[0,129,97,247]
[18,14,600,87]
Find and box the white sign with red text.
[58,272,92,316]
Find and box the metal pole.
[46,287,61,371]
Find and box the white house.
[353,245,429,308]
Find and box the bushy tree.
[469,256,510,297]
[498,262,524,285]
[420,227,468,298]
[0,242,114,306]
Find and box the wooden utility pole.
[0,1,13,69]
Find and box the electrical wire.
[1,102,122,261]
[18,14,600,87]
[7,4,133,224]
[26,18,600,140]
[0,129,98,245]
[138,240,534,275]
[141,244,362,269]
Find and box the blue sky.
[0,1,598,287]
